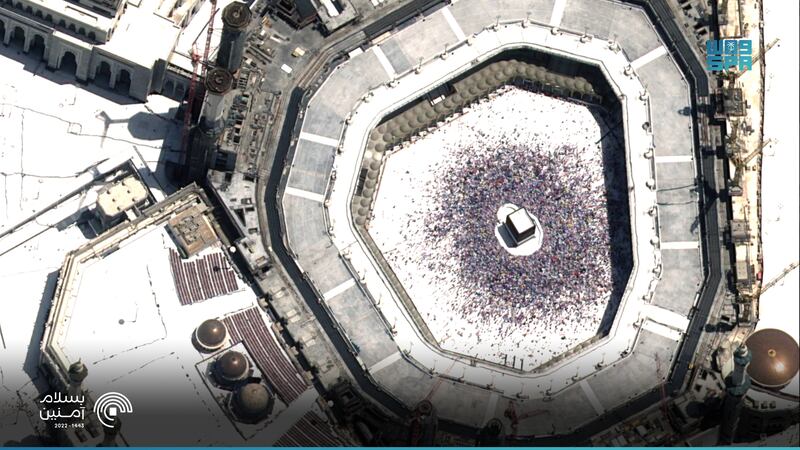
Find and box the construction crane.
[181,45,201,158]
[752,38,780,66]
[181,0,219,157]
[727,38,780,81]
[729,138,774,195]
[738,138,773,167]
[759,261,799,295]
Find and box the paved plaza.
[370,87,630,369]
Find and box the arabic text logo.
[39,392,86,424]
[93,392,133,427]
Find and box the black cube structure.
[505,208,537,245]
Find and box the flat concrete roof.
[171,0,243,72]
[22,0,115,31]
[38,187,317,444]
[96,175,148,217]
[52,227,257,444]
[97,0,181,68]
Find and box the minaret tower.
[719,343,752,444]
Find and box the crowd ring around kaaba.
[371,86,634,367]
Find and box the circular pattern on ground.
[370,87,632,367]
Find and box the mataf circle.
[370,87,632,368]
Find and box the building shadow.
[21,270,60,383]
[495,224,517,249]
[589,104,634,336]
[126,109,181,141]
[0,25,44,75]
[75,71,141,106]
[0,41,139,106]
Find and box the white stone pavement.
[758,0,800,396]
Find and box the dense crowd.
[371,87,632,369]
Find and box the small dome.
[746,329,799,389]
[68,360,88,383]
[217,351,249,381]
[233,383,272,421]
[195,319,227,351]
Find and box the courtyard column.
[23,27,32,53]
[75,51,89,81]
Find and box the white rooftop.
[172,0,242,72]
[0,219,88,440]
[35,0,115,30]
[96,175,148,217]
[0,40,325,444]
[98,0,181,68]
[0,44,177,440]
[757,0,799,397]
[0,42,180,232]
[50,221,318,444]
[57,224,254,444]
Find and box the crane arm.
[761,261,799,295]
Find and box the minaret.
[182,68,233,183]
[719,343,752,444]
[100,417,122,447]
[67,360,88,396]
[199,67,234,134]
[216,2,252,73]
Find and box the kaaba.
[505,207,538,245]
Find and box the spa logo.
[706,39,753,72]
